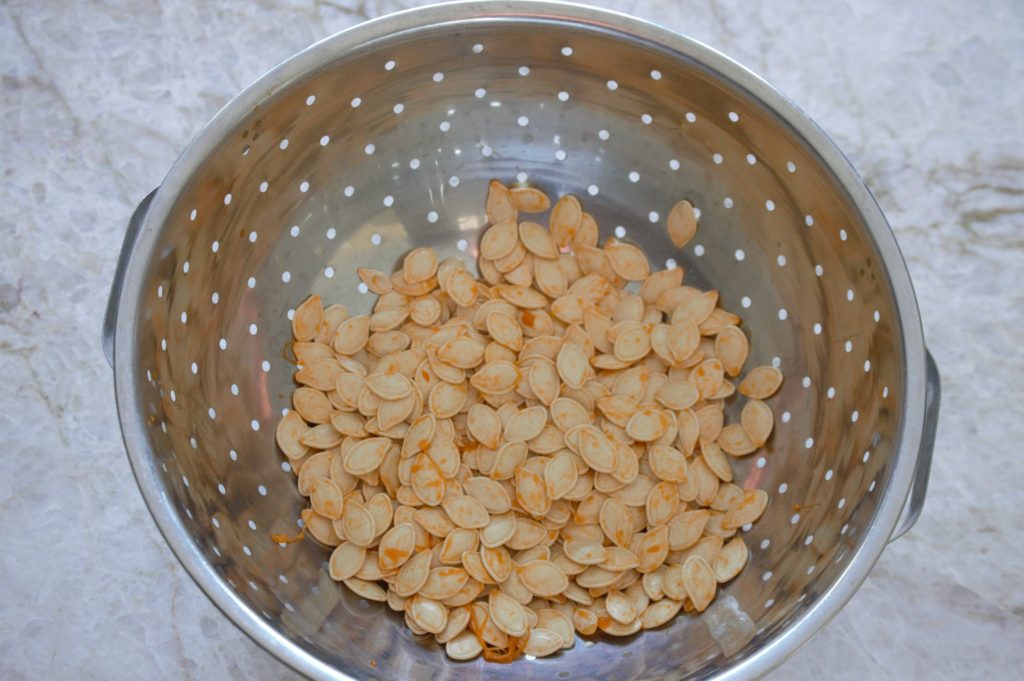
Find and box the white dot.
[279,139,289,149]
[805,214,814,226]
[762,571,773,582]
[223,193,232,205]
[787,161,797,173]
[741,296,751,308]
[517,115,529,127]
[557,91,569,102]
[259,485,268,496]
[393,103,404,114]
[516,171,528,183]
[851,410,860,423]
[189,209,197,221]
[734,249,745,261]
[790,513,800,525]
[839,228,848,241]
[250,419,260,431]
[685,112,696,123]
[384,59,396,71]
[325,227,336,240]
[182,261,190,274]
[587,184,599,196]
[756,457,766,469]
[778,483,788,494]
[247,276,256,289]
[781,411,791,423]
[805,437,814,449]
[242,546,252,557]
[665,258,677,269]
[712,153,723,164]
[457,239,468,251]
[324,266,334,278]
[838,498,847,509]
[628,171,640,183]
[694,244,705,256]
[846,289,855,302]
[827,386,836,399]
[874,310,881,322]
[845,340,853,353]
[209,291,220,305]
[824,469,834,482]
[180,311,188,324]
[474,87,487,99]
[815,264,824,277]
[383,195,394,207]
[440,121,451,132]
[364,143,375,155]
[641,113,652,125]
[598,129,610,141]
[650,69,662,80]
[482,145,493,157]
[261,360,271,372]
[305,94,316,106]
[230,384,239,396]
[648,211,659,223]
[427,211,439,223]
[765,200,775,212]
[344,185,355,197]
[864,360,872,372]
[614,226,626,238]
[802,376,811,388]
[212,517,220,528]
[841,524,849,535]
[863,450,871,463]
[728,111,740,122]
[350,97,362,108]
[472,43,483,54]
[760,539,771,550]
[280,461,290,473]
[746,153,757,165]
[806,564,816,575]
[518,66,530,76]
[357,282,368,294]
[606,80,618,90]
[869,480,877,492]
[778,309,788,320]
[249,323,258,335]
[723,197,734,208]
[883,386,890,398]
[554,149,567,161]
[191,361,198,375]
[813,323,822,335]
[561,46,573,56]
[219,338,227,350]
[157,285,164,298]
[169,390,176,402]
[432,72,444,82]
[772,356,781,368]
[290,225,300,237]
[669,159,680,170]
[371,233,382,245]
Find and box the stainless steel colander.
[103,2,940,679]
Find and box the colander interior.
[125,10,906,681]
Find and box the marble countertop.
[1,0,1022,679]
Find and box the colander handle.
[103,189,158,367]
[890,350,940,541]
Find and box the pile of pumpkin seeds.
[276,180,779,661]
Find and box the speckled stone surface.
[1,1,1022,679]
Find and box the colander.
[103,2,941,679]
